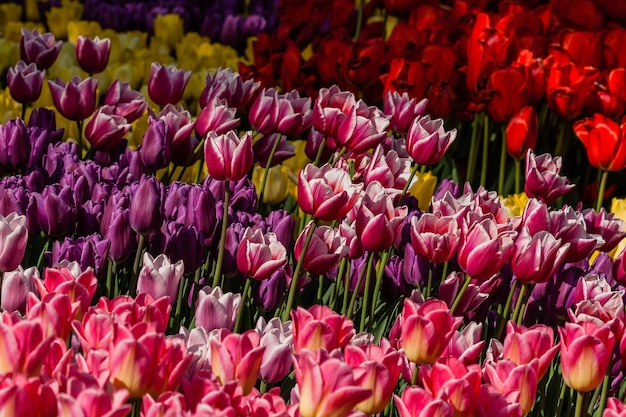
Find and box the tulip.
[97,294,171,333]
[295,349,372,417]
[195,286,241,332]
[155,104,196,147]
[19,28,62,70]
[6,60,45,104]
[291,305,354,353]
[606,397,626,417]
[0,212,28,272]
[210,330,265,394]
[355,184,407,252]
[72,308,116,352]
[438,271,500,317]
[199,67,260,110]
[410,211,460,264]
[395,386,453,417]
[510,227,570,284]
[574,114,626,172]
[506,106,538,160]
[298,163,362,222]
[162,223,204,274]
[443,322,485,366]
[559,321,615,392]
[103,80,148,123]
[26,292,73,339]
[582,208,626,252]
[502,321,559,381]
[147,62,191,106]
[336,104,390,154]
[129,175,164,235]
[486,67,528,123]
[195,98,240,138]
[48,76,98,122]
[546,62,599,120]
[236,227,287,280]
[103,208,134,263]
[136,252,184,304]
[312,85,358,140]
[295,222,349,276]
[0,311,54,376]
[394,298,461,364]
[483,359,539,416]
[524,150,575,205]
[75,35,111,74]
[140,118,171,172]
[405,115,457,166]
[1,266,37,314]
[249,88,313,136]
[0,118,31,171]
[256,317,294,383]
[204,130,254,181]
[34,262,97,319]
[84,105,131,151]
[549,205,599,263]
[384,91,428,134]
[457,215,516,281]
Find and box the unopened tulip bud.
[75,36,111,74]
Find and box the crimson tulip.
[573,113,626,171]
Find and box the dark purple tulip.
[0,118,31,171]
[266,210,295,249]
[35,185,77,237]
[49,234,110,278]
[48,76,98,122]
[164,222,204,274]
[305,127,336,162]
[120,148,146,182]
[253,133,296,168]
[402,243,429,287]
[100,190,130,237]
[204,177,257,219]
[147,63,190,107]
[254,265,290,311]
[23,169,45,193]
[140,118,171,172]
[75,36,111,74]
[100,164,131,187]
[171,133,201,167]
[0,185,38,237]
[59,172,91,206]
[382,255,412,302]
[77,200,105,236]
[104,80,148,123]
[6,61,45,104]
[219,221,247,277]
[129,175,164,235]
[103,208,135,263]
[185,185,217,241]
[20,28,62,70]
[219,14,266,51]
[530,263,583,326]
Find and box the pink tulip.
[344,341,402,414]
[48,76,98,122]
[57,386,130,417]
[483,358,539,415]
[199,67,260,110]
[195,286,241,331]
[477,384,523,417]
[384,90,428,134]
[210,329,265,394]
[103,80,148,123]
[457,214,516,280]
[510,227,569,284]
[195,98,240,138]
[75,36,111,74]
[96,294,171,333]
[249,88,312,136]
[502,321,559,381]
[1,266,37,314]
[0,212,28,273]
[84,105,131,151]
[405,115,457,166]
[136,252,184,304]
[0,375,57,417]
[255,317,294,383]
[26,292,73,340]
[147,62,191,106]
[295,348,372,417]
[395,386,453,417]
[312,85,358,142]
[336,103,390,154]
[443,322,485,366]
[392,298,461,365]
[361,145,411,191]
[549,205,599,263]
[410,211,460,263]
[605,397,626,417]
[236,227,288,280]
[0,311,54,377]
[204,130,254,181]
[582,207,626,252]
[291,305,354,353]
[559,321,615,392]
[294,221,349,276]
[71,308,115,352]
[524,150,575,205]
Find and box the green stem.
[234,278,251,333]
[450,274,472,315]
[342,260,353,316]
[76,119,84,159]
[480,114,489,187]
[400,163,419,205]
[173,273,186,332]
[330,258,346,311]
[596,170,609,212]
[554,121,566,156]
[257,134,282,210]
[130,234,146,296]
[466,112,482,185]
[347,253,372,320]
[369,250,389,332]
[495,279,518,340]
[194,151,205,184]
[36,239,50,272]
[598,363,611,415]
[574,391,585,417]
[515,158,521,195]
[21,103,27,121]
[411,366,419,385]
[425,266,433,298]
[313,136,327,166]
[282,222,316,322]
[213,180,230,288]
[359,252,375,332]
[555,379,567,417]
[317,275,324,304]
[353,0,365,41]
[499,126,507,195]
[511,283,528,324]
[106,261,115,299]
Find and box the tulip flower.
[195,286,241,332]
[6,60,45,105]
[0,212,28,273]
[510,227,570,284]
[443,322,485,366]
[559,321,615,392]
[84,105,131,151]
[256,317,294,383]
[294,349,372,417]
[384,90,428,134]
[155,104,196,147]
[298,163,362,222]
[546,62,599,120]
[605,397,626,417]
[0,312,54,376]
[294,222,349,276]
[34,262,97,319]
[136,252,184,304]
[502,322,559,381]
[291,305,354,353]
[486,67,529,123]
[103,80,148,123]
[129,175,164,235]
[209,330,266,394]
[582,208,626,252]
[395,386,453,417]
[249,88,313,136]
[506,106,538,160]
[525,150,575,206]
[195,98,240,138]
[392,298,461,365]
[236,227,287,280]
[405,115,457,166]
[355,184,407,252]
[19,28,62,70]
[140,118,171,172]
[0,118,31,172]
[147,62,191,106]
[483,358,539,416]
[438,271,500,317]
[75,35,111,74]
[574,114,626,172]
[48,76,98,122]
[1,266,37,314]
[204,130,254,181]
[410,211,460,264]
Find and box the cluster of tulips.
[3,1,626,417]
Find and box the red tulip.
[574,113,626,171]
[486,67,528,122]
[505,106,537,160]
[546,62,599,120]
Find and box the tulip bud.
[75,36,111,74]
[48,76,98,122]
[0,118,31,171]
[147,63,191,106]
[129,175,164,235]
[19,28,62,70]
[506,106,537,160]
[6,60,45,104]
[1,266,37,313]
[405,115,457,166]
[85,105,131,151]
[140,118,171,172]
[204,130,253,181]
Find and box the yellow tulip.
[46,0,84,40]
[153,14,184,50]
[149,36,173,60]
[502,192,530,218]
[0,39,20,76]
[252,165,290,205]
[0,3,22,35]
[609,198,626,259]
[129,111,149,150]
[408,171,438,211]
[0,89,21,123]
[66,20,103,45]
[282,140,310,172]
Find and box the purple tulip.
[75,36,111,74]
[49,234,110,278]
[153,104,196,145]
[199,67,260,110]
[35,185,77,238]
[254,265,290,311]
[549,205,598,263]
[164,222,204,274]
[48,76,98,122]
[266,210,295,249]
[103,207,134,263]
[19,28,62,70]
[147,62,190,106]
[6,61,45,104]
[0,118,31,171]
[140,118,171,172]
[129,175,164,235]
[524,150,575,205]
[104,80,148,123]
[252,133,295,168]
[510,227,570,284]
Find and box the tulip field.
[3,0,626,416]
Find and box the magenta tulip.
[204,130,253,181]
[75,36,111,74]
[147,62,190,106]
[236,227,287,280]
[405,115,457,166]
[48,76,98,122]
[6,60,45,104]
[84,105,131,150]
